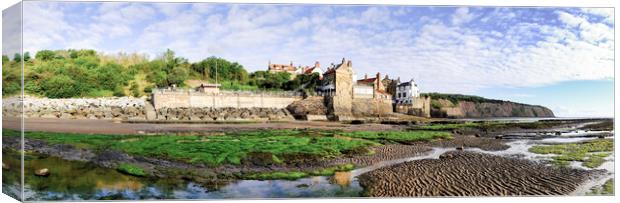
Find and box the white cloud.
[556,11,587,27]
[452,7,475,25]
[580,8,614,24]
[19,3,614,97]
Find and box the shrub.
[40,75,80,98]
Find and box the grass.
[412,120,568,132]
[83,89,114,98]
[587,179,614,195]
[308,163,355,176]
[4,129,380,167]
[338,130,452,143]
[528,139,613,168]
[116,163,146,177]
[219,80,259,91]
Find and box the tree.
[35,50,56,61]
[2,55,8,64]
[23,52,31,61]
[167,66,189,86]
[13,53,21,62]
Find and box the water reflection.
[2,150,364,200]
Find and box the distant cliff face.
[430,98,555,118]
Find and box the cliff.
[425,93,554,118]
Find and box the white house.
[395,79,420,104]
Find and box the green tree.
[35,50,56,61]
[23,52,31,61]
[13,53,21,62]
[2,55,8,64]
[167,66,189,86]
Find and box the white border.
[1,1,617,203]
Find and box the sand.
[358,151,603,197]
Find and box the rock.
[34,168,50,176]
[555,132,562,136]
[2,162,9,170]
[598,135,606,139]
[456,146,464,150]
[296,184,310,188]
[495,135,503,139]
[474,133,481,137]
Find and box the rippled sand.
[358,151,603,197]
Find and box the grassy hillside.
[421,92,505,104]
[2,49,321,98]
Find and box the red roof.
[357,77,377,84]
[304,67,316,74]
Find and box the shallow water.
[3,148,457,200]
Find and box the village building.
[296,61,323,79]
[395,79,421,104]
[354,72,391,100]
[267,61,297,74]
[195,83,221,94]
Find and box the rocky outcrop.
[155,107,294,121]
[286,96,327,119]
[430,99,554,118]
[2,96,146,120]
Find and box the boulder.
[34,168,50,176]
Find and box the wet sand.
[2,118,407,135]
[426,134,509,151]
[358,151,603,197]
[328,144,432,167]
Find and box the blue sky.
[9,2,615,117]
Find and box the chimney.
[315,61,320,68]
[364,74,368,79]
[290,61,293,67]
[376,72,381,80]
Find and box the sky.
[6,1,616,117]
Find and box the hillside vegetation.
[422,92,554,118]
[2,49,321,98]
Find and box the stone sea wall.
[2,97,146,120]
[155,107,294,121]
[152,90,302,110]
[2,96,294,121]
